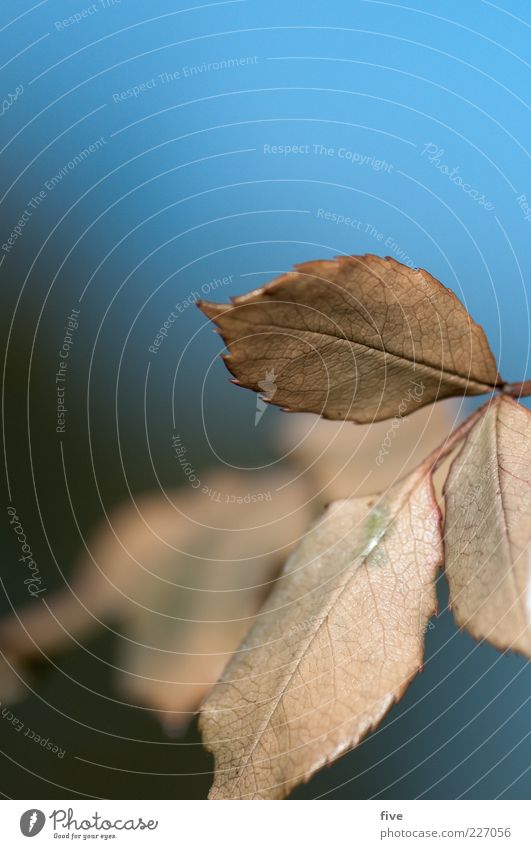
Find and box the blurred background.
[0,0,529,800]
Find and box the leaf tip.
[197,299,230,322]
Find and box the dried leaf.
[199,254,501,423]
[200,462,442,799]
[444,396,531,656]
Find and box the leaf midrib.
[219,312,498,390]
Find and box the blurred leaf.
[199,254,500,423]
[200,461,442,799]
[115,471,312,730]
[0,470,312,728]
[444,396,531,657]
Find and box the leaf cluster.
[198,254,531,799]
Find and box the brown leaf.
[200,462,442,799]
[199,254,501,423]
[444,396,531,657]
